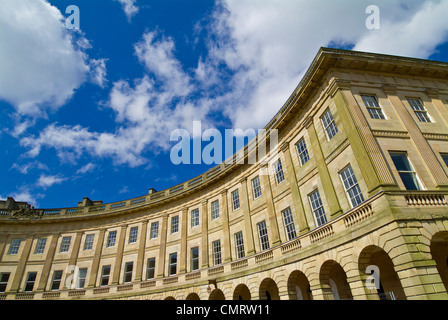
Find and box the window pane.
[390,152,423,191]
[84,234,94,250]
[169,253,177,275]
[235,232,245,259]
[60,236,71,252]
[191,247,199,271]
[252,176,262,198]
[211,200,220,219]
[150,222,159,239]
[129,227,138,244]
[232,190,240,210]
[309,190,327,227]
[147,258,155,279]
[281,207,297,241]
[8,239,21,255]
[191,209,199,227]
[340,166,364,208]
[257,221,270,251]
[34,238,47,254]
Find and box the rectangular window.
[150,222,159,239]
[191,247,199,271]
[211,200,219,220]
[24,272,37,292]
[212,240,222,265]
[297,139,310,165]
[169,253,177,276]
[340,165,365,208]
[0,273,10,293]
[171,216,179,233]
[390,152,424,191]
[231,189,240,211]
[361,95,386,120]
[191,209,199,228]
[60,236,71,253]
[8,239,21,255]
[252,176,262,199]
[107,231,117,247]
[84,234,95,250]
[322,109,338,140]
[281,207,297,241]
[146,258,156,279]
[123,262,133,283]
[408,98,432,123]
[76,268,87,289]
[273,159,285,184]
[235,232,245,259]
[129,226,138,244]
[101,265,111,286]
[50,270,63,291]
[257,221,270,251]
[34,238,47,254]
[309,189,328,227]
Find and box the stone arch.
[233,283,251,300]
[209,288,225,300]
[186,292,200,300]
[164,296,175,300]
[358,245,406,300]
[259,278,280,300]
[430,231,448,292]
[287,270,313,300]
[319,260,353,300]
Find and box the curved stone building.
[1,48,448,300]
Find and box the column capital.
[239,176,248,184]
[280,142,290,152]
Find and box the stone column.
[87,228,105,288]
[135,221,148,282]
[280,142,310,234]
[259,166,281,246]
[36,235,59,291]
[111,225,127,285]
[179,208,188,274]
[9,236,33,292]
[68,232,83,267]
[201,199,209,269]
[157,215,168,278]
[220,189,233,262]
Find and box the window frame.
[390,152,424,191]
[257,221,270,251]
[281,207,297,241]
[8,239,22,255]
[59,236,71,253]
[190,247,199,271]
[308,189,328,227]
[34,238,47,254]
[150,222,159,239]
[171,215,179,234]
[340,165,365,208]
[50,270,63,291]
[169,252,177,276]
[212,239,222,266]
[191,208,199,228]
[146,258,156,279]
[211,200,220,220]
[231,189,240,211]
[321,108,338,140]
[76,268,87,289]
[361,94,386,120]
[84,234,95,251]
[106,231,117,247]
[252,176,262,199]
[129,226,138,244]
[101,265,111,287]
[123,262,133,283]
[234,231,245,259]
[24,272,37,292]
[0,273,11,293]
[407,98,432,123]
[273,159,285,184]
[296,138,310,166]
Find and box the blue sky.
[1,0,448,209]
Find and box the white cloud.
[11,161,49,174]
[7,188,45,207]
[76,162,96,174]
[115,0,139,21]
[36,174,66,189]
[0,0,107,118]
